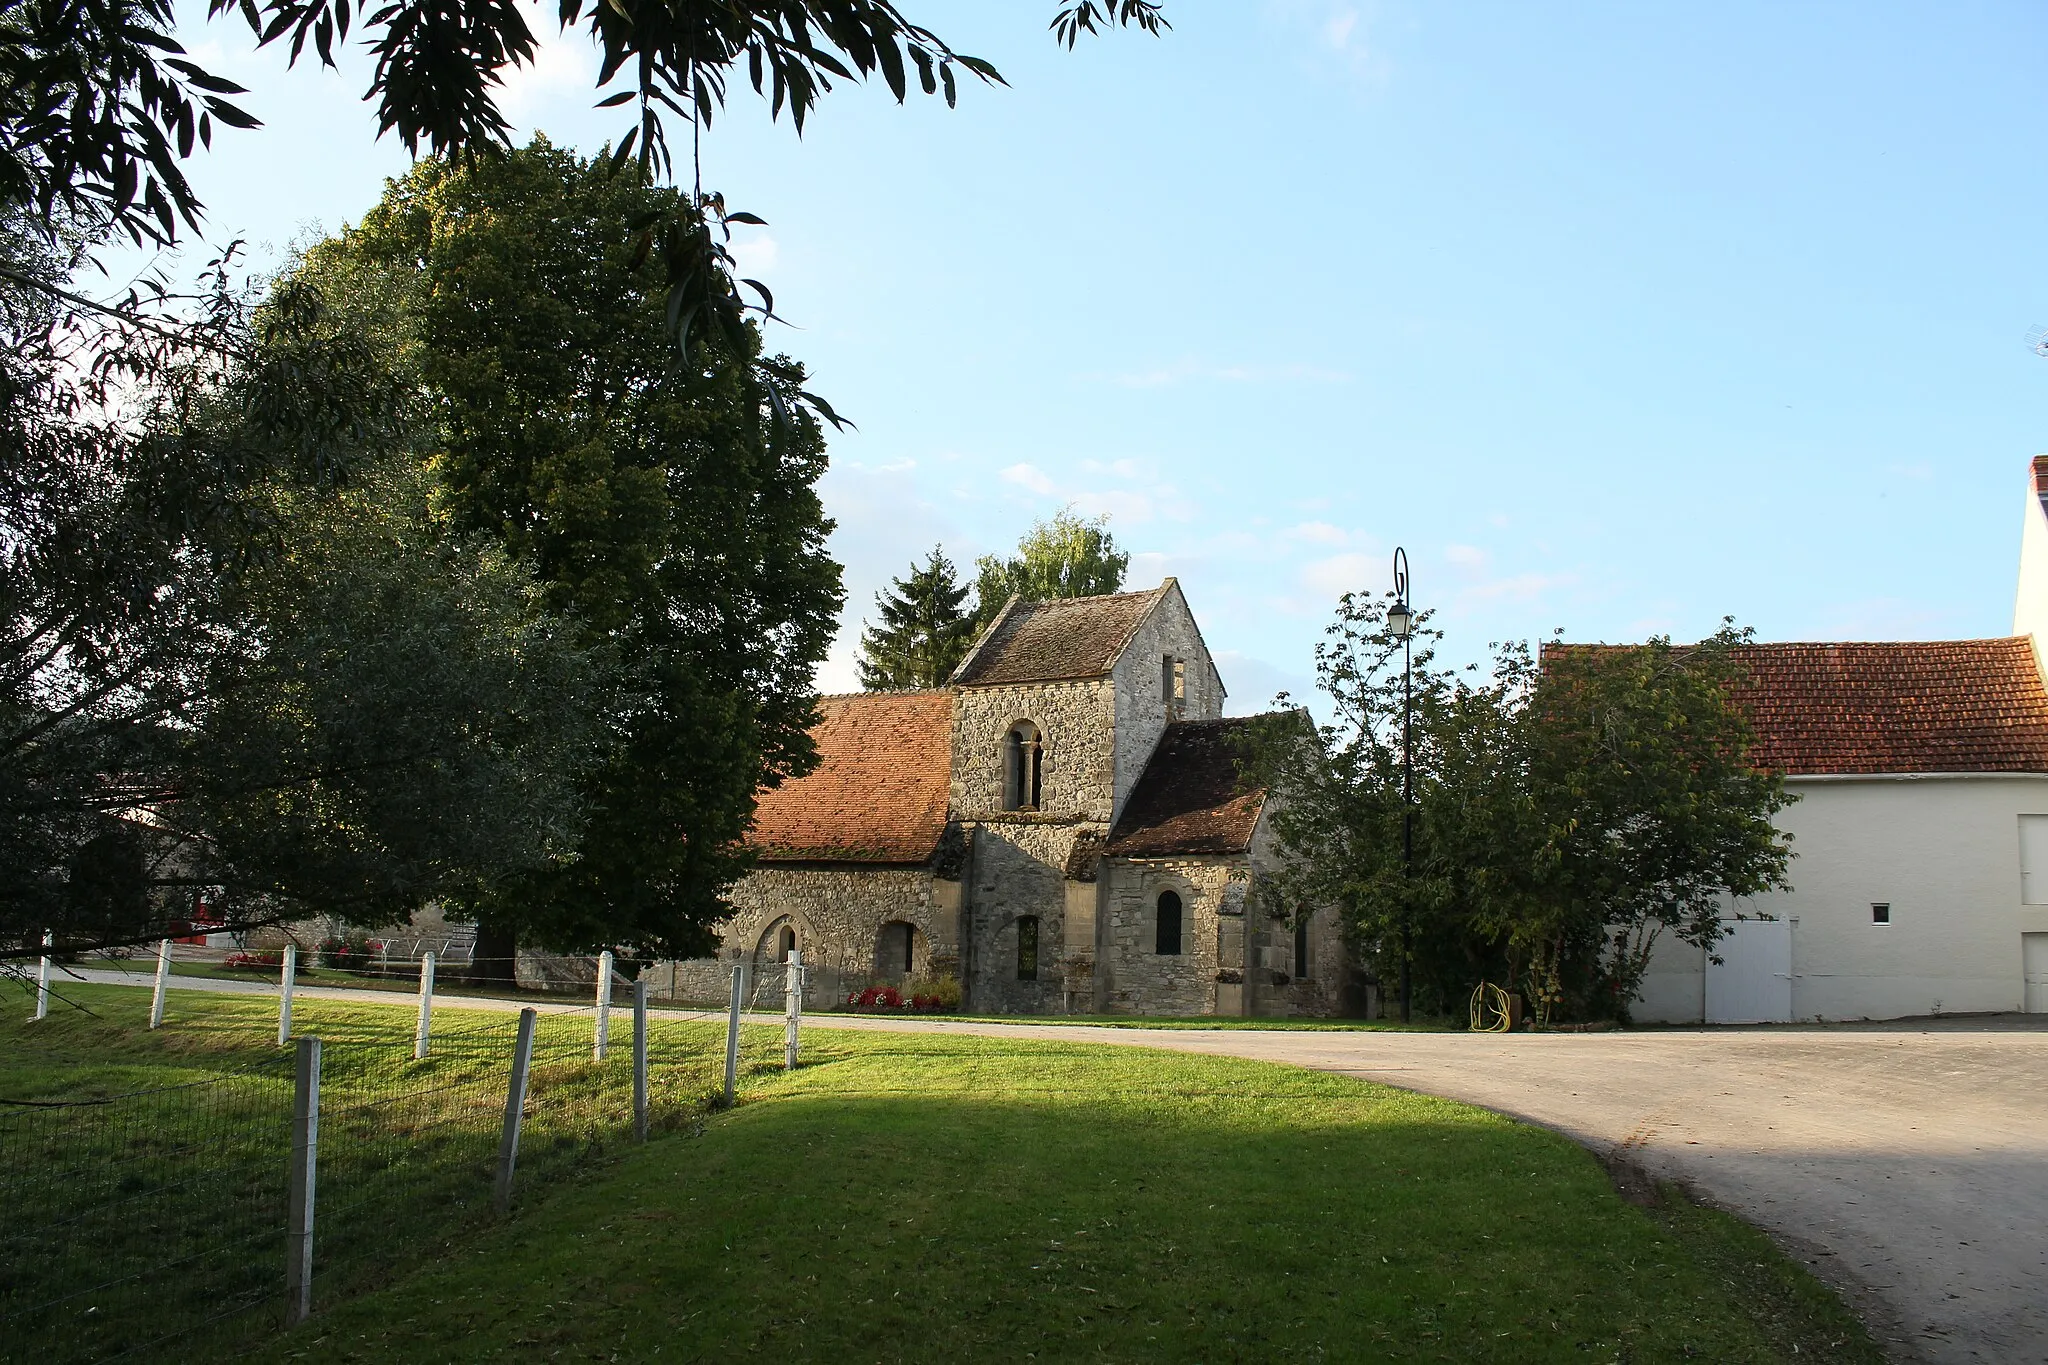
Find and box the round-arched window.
[1003,721,1044,811]
[1155,890,1183,955]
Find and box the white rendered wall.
[2014,460,2048,678]
[1634,774,2048,1022]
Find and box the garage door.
[1706,919,1793,1024]
[2025,933,2048,1014]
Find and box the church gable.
[748,691,954,863]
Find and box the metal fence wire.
[0,1053,297,1362]
[0,969,796,1364]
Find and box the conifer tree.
[858,548,976,690]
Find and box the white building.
[1636,458,2048,1024]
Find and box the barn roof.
[1728,639,2048,776]
[748,691,954,863]
[1104,717,1268,857]
[951,584,1169,688]
[1548,638,2048,776]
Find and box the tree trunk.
[473,921,518,990]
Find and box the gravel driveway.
[60,968,2048,1361]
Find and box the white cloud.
[1287,520,1354,547]
[499,24,599,123]
[1455,571,1576,606]
[1324,9,1360,50]
[1302,551,1383,602]
[1443,542,1490,573]
[1000,463,1058,496]
[730,228,780,278]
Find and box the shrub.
[224,950,283,971]
[904,974,962,1011]
[317,935,383,974]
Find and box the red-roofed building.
[648,579,1358,1018]
[1620,463,2048,1024]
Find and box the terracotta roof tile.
[1551,639,2048,776]
[748,692,953,863]
[1729,640,2048,775]
[953,587,1165,687]
[1105,717,1268,857]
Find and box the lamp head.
[1387,599,1415,639]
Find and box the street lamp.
[1390,547,1415,1024]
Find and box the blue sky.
[120,1,2048,709]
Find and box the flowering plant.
[224,950,284,971]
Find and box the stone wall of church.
[952,679,1118,823]
[963,820,1091,1014]
[1097,856,1251,1015]
[647,863,952,1008]
[1109,585,1228,821]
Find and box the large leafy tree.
[973,507,1130,624]
[858,546,975,690]
[0,213,598,959]
[295,140,842,964]
[1241,597,1793,1024]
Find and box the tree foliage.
[294,141,843,960]
[973,507,1129,624]
[0,208,598,958]
[858,546,975,690]
[1240,598,1794,1023]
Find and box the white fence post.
[494,1007,537,1214]
[285,1036,322,1325]
[32,930,50,1021]
[632,978,648,1143]
[413,951,436,1060]
[722,963,747,1107]
[594,950,613,1060]
[149,938,171,1029]
[278,944,297,1046]
[784,949,803,1070]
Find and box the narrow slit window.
[1156,891,1183,955]
[1161,655,1186,718]
[901,923,915,973]
[1294,915,1310,980]
[1017,916,1040,981]
[1871,903,1891,925]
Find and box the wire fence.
[0,956,805,1363]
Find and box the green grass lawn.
[281,1023,1881,1364]
[0,983,780,1364]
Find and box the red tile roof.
[953,586,1166,687]
[1105,718,1268,857]
[1551,639,2048,776]
[748,692,954,863]
[1729,640,2048,775]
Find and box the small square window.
[1871,903,1891,925]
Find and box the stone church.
[650,579,1355,1017]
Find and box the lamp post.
[1387,548,1416,1024]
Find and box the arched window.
[1155,891,1183,956]
[1003,721,1043,812]
[1294,914,1310,980]
[779,925,797,962]
[1016,916,1040,981]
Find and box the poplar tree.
[858,548,976,690]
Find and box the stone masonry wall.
[647,864,946,1008]
[951,679,1117,823]
[1097,856,1250,1015]
[963,821,1089,1014]
[1109,584,1227,822]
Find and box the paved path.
[59,968,2048,1362]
